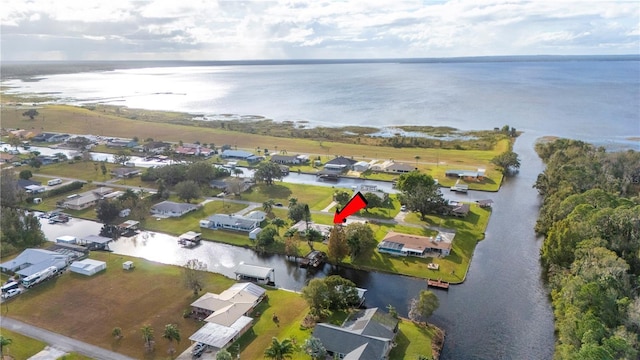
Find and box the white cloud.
[1,0,638,60]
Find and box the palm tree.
[288,197,298,207]
[233,168,244,178]
[112,327,123,340]
[0,335,13,358]
[264,337,295,360]
[284,227,297,240]
[263,199,275,214]
[271,217,285,233]
[216,349,233,360]
[141,325,154,351]
[162,324,181,354]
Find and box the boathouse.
[234,264,274,285]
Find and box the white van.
[47,178,62,186]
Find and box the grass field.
[0,328,47,359]
[390,321,442,360]
[239,183,336,211]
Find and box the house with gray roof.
[312,307,399,360]
[62,187,114,211]
[150,201,200,217]
[200,214,261,232]
[324,156,357,171]
[0,249,70,277]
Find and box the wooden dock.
[427,279,450,290]
[300,251,327,268]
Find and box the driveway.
[1,317,135,360]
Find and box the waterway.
[36,131,554,360]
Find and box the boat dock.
[300,251,327,268]
[178,231,202,248]
[427,279,450,290]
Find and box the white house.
[352,161,370,172]
[200,214,261,232]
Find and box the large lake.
[5,58,639,359]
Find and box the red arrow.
[334,192,368,223]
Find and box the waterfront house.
[17,179,42,190]
[0,248,70,277]
[324,156,357,171]
[188,283,266,351]
[0,153,19,163]
[383,162,415,173]
[150,201,199,217]
[200,214,261,232]
[62,187,115,211]
[221,150,262,163]
[352,161,370,172]
[110,167,141,178]
[289,220,333,239]
[353,184,388,201]
[106,138,138,148]
[445,168,486,181]
[377,231,454,257]
[270,154,309,165]
[312,307,399,360]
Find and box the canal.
[35,131,554,360]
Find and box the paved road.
[0,317,135,360]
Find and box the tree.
[22,109,39,119]
[408,290,439,323]
[141,325,154,351]
[155,179,170,200]
[254,161,283,185]
[1,207,46,254]
[302,278,331,317]
[112,327,123,340]
[264,337,295,360]
[186,161,216,185]
[216,349,233,360]
[162,324,181,354]
[263,199,275,214]
[0,335,12,358]
[233,168,244,178]
[363,192,383,212]
[491,150,521,175]
[334,190,351,207]
[327,225,349,263]
[96,200,120,224]
[288,197,298,207]
[271,217,285,233]
[0,172,19,207]
[113,149,132,166]
[175,180,201,203]
[324,275,360,310]
[288,202,310,223]
[256,227,278,249]
[7,135,21,149]
[396,171,447,220]
[386,304,398,319]
[304,337,327,360]
[183,259,207,296]
[100,161,108,177]
[284,235,300,259]
[345,222,376,260]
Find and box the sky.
[1,0,639,61]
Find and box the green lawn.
[57,353,95,360]
[239,183,336,211]
[390,320,443,360]
[0,328,47,360]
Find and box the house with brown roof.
[377,231,454,257]
[0,153,18,163]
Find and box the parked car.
[400,205,407,211]
[2,288,22,300]
[191,342,207,357]
[274,203,283,207]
